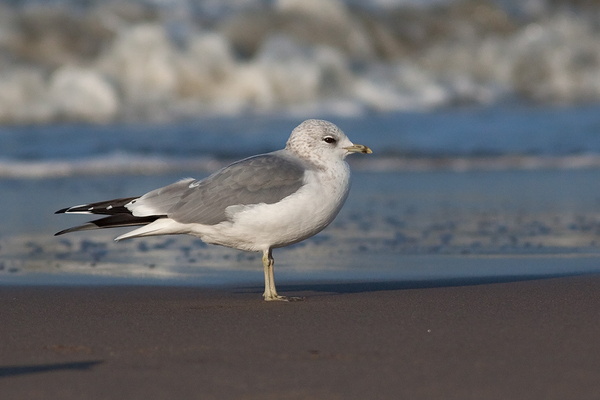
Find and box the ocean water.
[3,0,600,286]
[3,104,600,179]
[3,106,600,286]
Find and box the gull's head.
[286,119,372,164]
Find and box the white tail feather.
[114,219,188,241]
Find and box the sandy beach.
[2,273,600,400]
[3,128,600,399]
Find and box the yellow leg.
[262,249,286,301]
[261,249,303,302]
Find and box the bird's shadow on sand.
[240,272,598,296]
[0,361,103,378]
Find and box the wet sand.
[3,168,600,399]
[2,274,600,400]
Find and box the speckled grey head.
[285,119,357,166]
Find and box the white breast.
[194,161,351,252]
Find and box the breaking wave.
[0,153,222,178]
[5,152,600,179]
[1,0,600,123]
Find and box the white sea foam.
[4,152,600,179]
[0,0,600,123]
[49,66,119,122]
[0,153,223,178]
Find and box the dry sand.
[2,274,600,399]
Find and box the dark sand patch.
[2,274,600,399]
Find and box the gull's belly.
[197,167,350,251]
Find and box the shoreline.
[4,250,600,288]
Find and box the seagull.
[55,119,372,301]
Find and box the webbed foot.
[263,295,305,302]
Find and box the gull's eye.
[323,136,337,144]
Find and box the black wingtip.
[54,227,80,236]
[54,223,98,236]
[53,214,163,237]
[55,208,69,214]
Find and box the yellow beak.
[344,144,372,154]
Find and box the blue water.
[2,105,600,169]
[3,105,600,287]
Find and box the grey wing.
[134,153,307,225]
